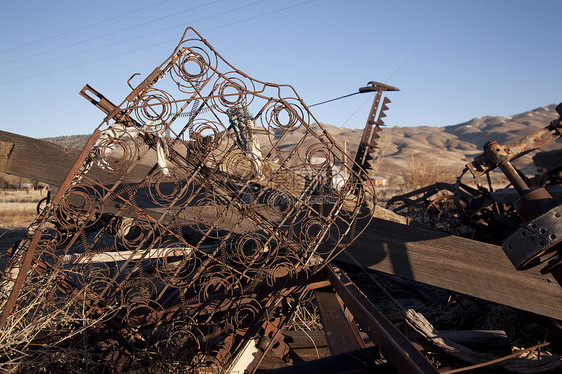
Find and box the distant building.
[18,183,32,191]
[365,176,387,187]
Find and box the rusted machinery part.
[503,204,562,269]
[385,179,483,228]
[467,104,562,179]
[353,82,398,178]
[424,194,456,218]
[464,105,562,286]
[452,167,498,220]
[385,182,457,217]
[0,27,389,372]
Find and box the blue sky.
[0,0,560,138]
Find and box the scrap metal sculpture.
[0,28,397,372]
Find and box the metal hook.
[127,73,141,90]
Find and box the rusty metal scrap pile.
[387,112,562,247]
[0,28,383,371]
[1,25,561,374]
[386,103,562,285]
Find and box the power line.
[0,0,317,86]
[339,93,374,128]
[0,0,267,74]
[329,55,413,129]
[0,0,230,67]
[202,0,315,32]
[308,92,360,108]
[384,53,413,83]
[0,0,174,56]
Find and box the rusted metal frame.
[425,194,455,217]
[122,48,184,109]
[60,179,218,310]
[199,163,325,266]
[0,26,388,371]
[199,271,331,326]
[285,174,346,261]
[386,183,457,213]
[259,319,304,365]
[15,257,119,327]
[360,90,383,146]
[282,147,355,228]
[85,140,261,299]
[508,126,561,160]
[45,175,147,273]
[244,286,308,373]
[325,264,439,374]
[352,83,397,177]
[225,289,308,372]
[80,85,119,116]
[144,134,267,255]
[316,203,369,268]
[158,142,302,264]
[145,265,330,332]
[468,120,562,178]
[0,128,102,324]
[481,140,531,196]
[315,289,367,355]
[176,99,210,139]
[124,92,255,116]
[32,183,114,273]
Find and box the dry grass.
[0,190,46,229]
[0,269,120,372]
[402,154,458,189]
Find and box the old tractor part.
[352,81,399,179]
[387,105,562,246]
[467,102,562,286]
[0,27,400,372]
[384,178,516,243]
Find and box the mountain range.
[44,103,561,186]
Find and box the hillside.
[43,104,561,186]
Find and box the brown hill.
[43,104,561,186]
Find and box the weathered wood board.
[0,131,81,186]
[336,217,562,320]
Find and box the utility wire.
[308,92,360,108]
[385,53,413,83]
[0,0,317,86]
[325,54,413,128]
[0,0,266,74]
[0,0,231,67]
[339,93,374,128]
[305,89,372,128]
[203,0,315,33]
[0,0,174,56]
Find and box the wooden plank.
[259,347,390,374]
[282,330,327,349]
[315,291,366,355]
[0,130,80,186]
[438,330,511,355]
[0,130,154,187]
[0,140,14,172]
[336,217,562,320]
